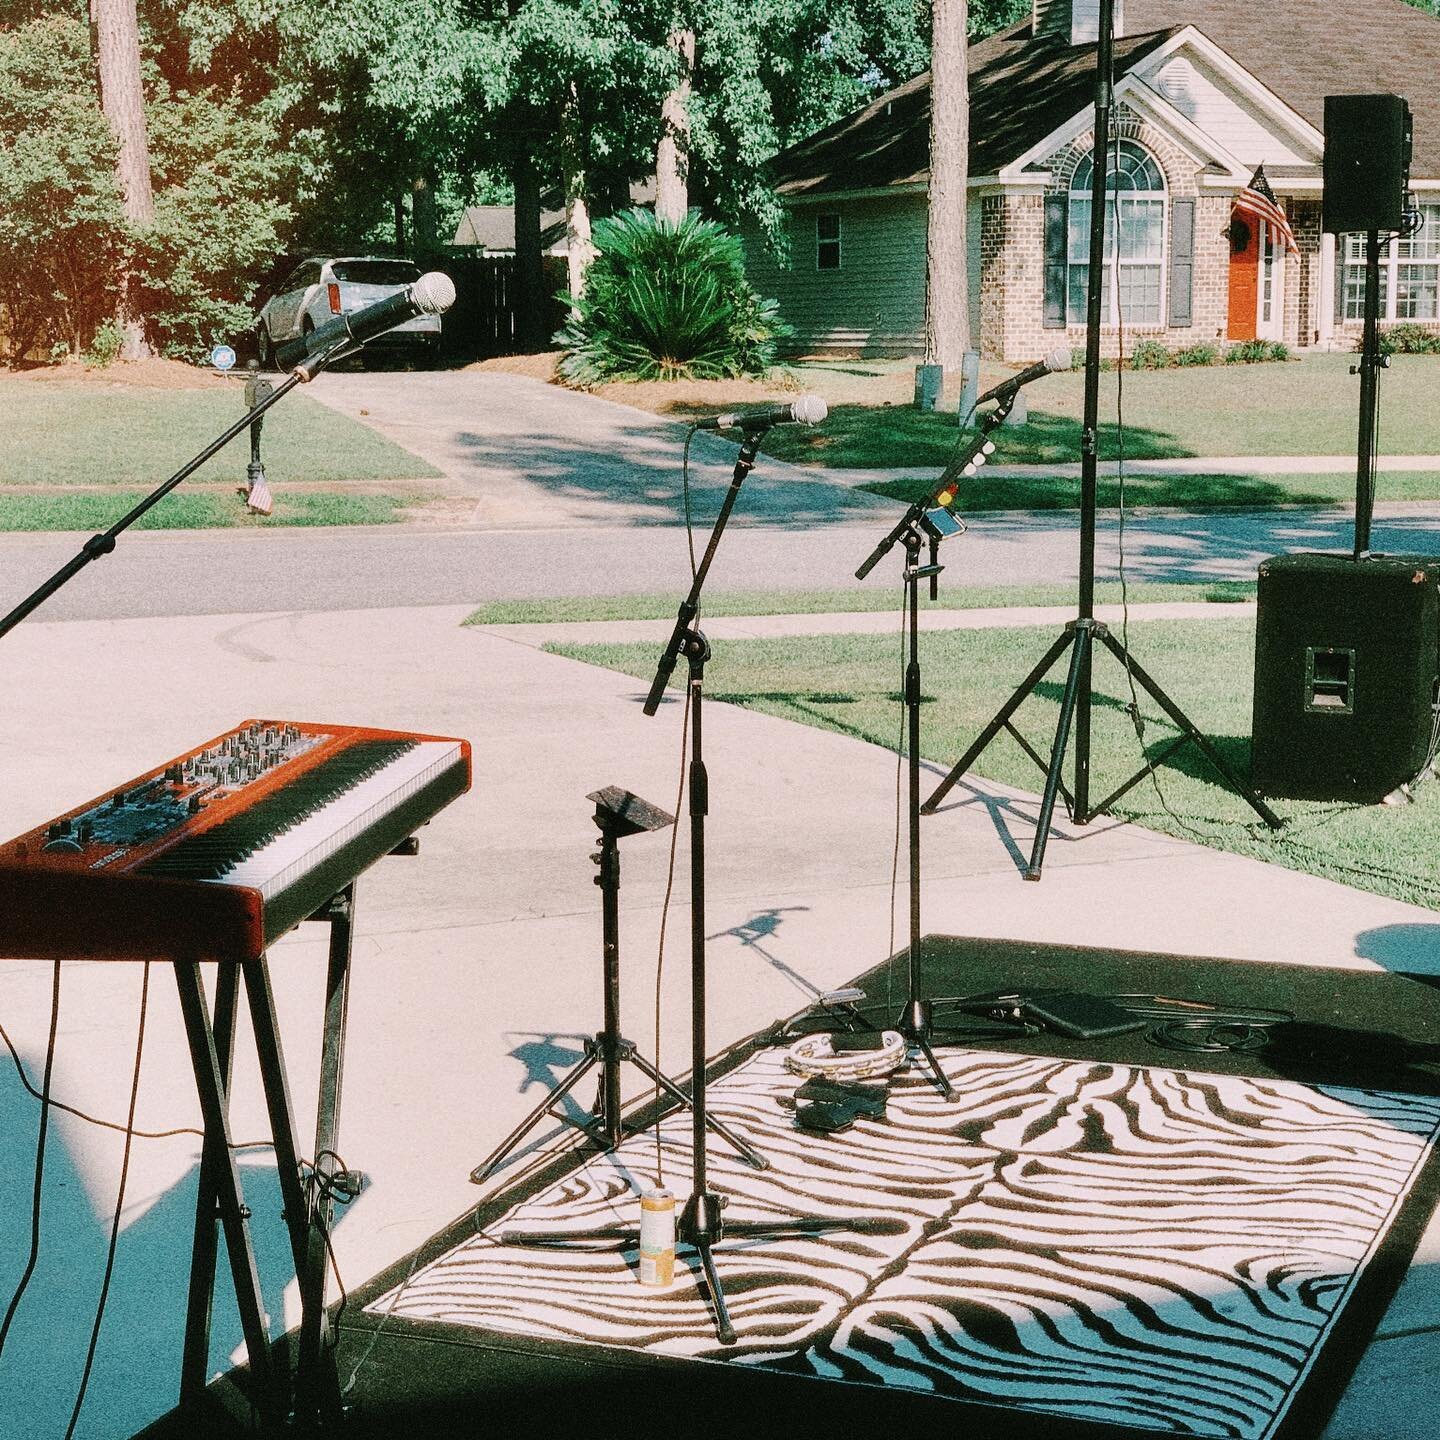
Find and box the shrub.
[1174,342,1221,367]
[555,208,792,385]
[84,320,123,367]
[1377,322,1440,355]
[1129,339,1173,370]
[1225,338,1291,364]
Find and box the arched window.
[1067,140,1167,324]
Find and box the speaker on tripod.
[1251,554,1440,802]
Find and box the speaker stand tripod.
[919,0,1282,876]
[470,787,765,1183]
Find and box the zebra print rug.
[368,1048,1440,1439]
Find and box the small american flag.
[1234,165,1300,254]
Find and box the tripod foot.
[908,1032,957,1101]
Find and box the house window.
[1067,140,1166,325]
[816,213,841,270]
[1343,205,1440,321]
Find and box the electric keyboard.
[0,719,471,964]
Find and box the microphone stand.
[0,339,359,641]
[504,426,901,1346]
[785,405,1018,1093]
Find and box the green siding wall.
[743,195,929,356]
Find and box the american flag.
[1233,165,1300,254]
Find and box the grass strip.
[466,581,1255,627]
[0,490,419,531]
[543,618,1440,911]
[860,469,1440,511]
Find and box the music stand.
[470,787,764,1181]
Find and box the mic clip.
[293,338,362,383]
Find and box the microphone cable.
[63,962,150,1440]
[651,423,703,1185]
[0,961,61,1363]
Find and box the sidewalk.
[0,603,1435,1439]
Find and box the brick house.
[744,0,1440,362]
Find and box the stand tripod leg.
[1094,629,1283,830]
[629,1051,768,1170]
[923,630,1075,814]
[469,1053,601,1183]
[1027,624,1092,880]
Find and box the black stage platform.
[147,937,1440,1440]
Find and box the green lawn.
[0,488,419,530]
[0,378,441,487]
[760,353,1440,469]
[545,618,1440,910]
[467,580,1255,626]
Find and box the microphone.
[974,345,1071,407]
[691,395,828,432]
[276,271,457,374]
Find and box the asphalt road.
[7,505,1440,625]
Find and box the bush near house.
[556,208,791,385]
[1378,323,1440,355]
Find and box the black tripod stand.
[504,430,900,1345]
[470,786,765,1182]
[919,0,1282,877]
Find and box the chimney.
[1033,0,1125,44]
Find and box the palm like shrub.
[556,208,790,384]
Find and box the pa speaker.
[1323,94,1413,235]
[1251,553,1440,801]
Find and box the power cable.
[0,962,61,1361]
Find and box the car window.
[330,260,421,286]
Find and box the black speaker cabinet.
[1251,553,1440,801]
[1323,94,1413,235]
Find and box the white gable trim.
[1133,27,1324,158]
[999,24,1323,183]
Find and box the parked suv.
[255,257,442,369]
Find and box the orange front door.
[1227,211,1259,340]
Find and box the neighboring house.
[452,181,658,256]
[746,0,1440,361]
[451,205,569,255]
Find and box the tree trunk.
[561,85,596,297]
[91,0,154,359]
[924,0,970,370]
[411,175,439,263]
[512,142,546,350]
[655,27,695,226]
[394,195,407,254]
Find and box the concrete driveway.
[305,369,889,528]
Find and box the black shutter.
[1168,197,1195,327]
[1334,234,1347,328]
[1044,195,1068,329]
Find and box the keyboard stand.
[177,882,359,1433]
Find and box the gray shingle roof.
[769,1,1440,197]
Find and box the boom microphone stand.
[0,338,358,640]
[504,428,901,1345]
[920,0,1282,876]
[782,406,1017,1093]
